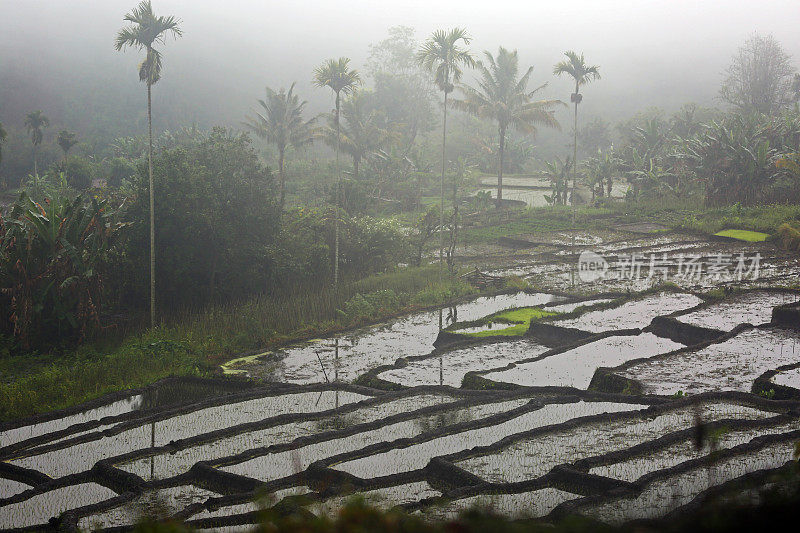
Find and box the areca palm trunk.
[497,124,506,208]
[572,80,579,218]
[148,78,156,328]
[334,91,341,286]
[278,147,286,209]
[440,88,447,273]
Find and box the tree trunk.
[440,89,447,275]
[334,91,341,286]
[278,147,286,209]
[572,81,579,213]
[33,144,38,179]
[607,176,613,198]
[353,155,359,180]
[148,80,156,328]
[497,124,505,209]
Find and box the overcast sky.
[2,0,799,130]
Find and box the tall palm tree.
[0,121,6,190]
[115,0,182,328]
[57,130,78,169]
[454,47,562,207]
[245,83,315,209]
[24,110,50,177]
[553,51,600,211]
[313,57,361,286]
[416,28,474,270]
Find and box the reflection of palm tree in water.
[439,306,458,385]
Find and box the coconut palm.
[24,110,50,177]
[553,51,600,207]
[245,83,315,208]
[57,130,78,170]
[454,47,561,207]
[115,0,182,328]
[416,28,474,269]
[313,57,361,286]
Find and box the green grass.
[453,307,558,337]
[714,229,770,242]
[0,265,483,422]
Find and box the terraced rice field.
[2,226,800,530]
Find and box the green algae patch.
[451,307,559,338]
[221,352,266,375]
[713,229,769,242]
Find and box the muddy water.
[421,487,579,520]
[553,292,703,333]
[247,292,557,384]
[377,340,550,387]
[675,291,800,330]
[482,333,683,389]
[590,417,800,482]
[582,440,797,524]
[619,327,800,395]
[455,402,773,483]
[333,401,644,479]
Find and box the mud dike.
[2,230,800,531]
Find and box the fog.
[2,0,799,138]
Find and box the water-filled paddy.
[377,340,549,387]
[333,401,643,479]
[553,292,703,333]
[77,485,220,530]
[247,292,556,384]
[420,487,579,520]
[455,402,773,483]
[0,394,143,449]
[675,291,800,330]
[0,483,117,529]
[11,391,367,478]
[117,393,455,479]
[618,327,800,395]
[312,482,440,516]
[772,366,800,389]
[589,417,800,482]
[482,333,683,389]
[580,439,797,524]
[222,398,530,482]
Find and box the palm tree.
[322,90,391,179]
[24,110,50,177]
[553,51,600,209]
[454,47,561,207]
[313,57,361,286]
[115,0,182,328]
[416,28,474,270]
[0,121,6,188]
[57,130,78,170]
[245,83,315,208]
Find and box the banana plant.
[0,191,126,348]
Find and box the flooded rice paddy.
[2,227,800,529]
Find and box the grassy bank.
[0,265,481,422]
